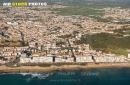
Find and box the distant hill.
[0,0,130,7]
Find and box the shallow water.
[0,68,130,85]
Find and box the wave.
[0,72,54,80]
[24,72,54,82]
[20,72,54,80]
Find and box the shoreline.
[0,63,130,73]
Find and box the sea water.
[0,68,130,85]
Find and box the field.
[53,6,103,16]
[74,30,130,57]
[0,38,22,47]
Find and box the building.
[20,56,53,63]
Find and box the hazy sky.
[1,0,130,2]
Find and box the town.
[0,3,130,66]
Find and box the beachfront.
[0,63,130,73]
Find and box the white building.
[76,56,93,63]
[95,56,127,63]
[55,57,74,63]
[20,56,53,63]
[128,54,130,58]
[7,22,18,25]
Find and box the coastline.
[0,63,130,73]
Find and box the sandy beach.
[0,63,130,73]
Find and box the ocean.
[0,68,130,85]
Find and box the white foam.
[0,72,54,80]
[31,72,53,79]
[19,73,31,76]
[21,72,53,80]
